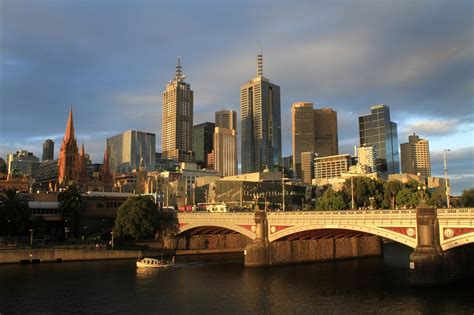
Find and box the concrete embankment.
[245,235,382,267]
[0,248,148,264]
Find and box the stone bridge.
[177,208,474,251]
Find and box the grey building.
[6,150,40,177]
[42,139,54,161]
[106,130,156,173]
[240,54,282,173]
[193,122,215,169]
[359,104,400,175]
[400,133,431,177]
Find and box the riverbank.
[0,247,244,264]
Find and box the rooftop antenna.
[257,41,263,77]
[175,57,185,81]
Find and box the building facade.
[42,139,54,161]
[215,109,237,130]
[300,151,316,185]
[162,58,194,162]
[214,127,238,176]
[192,122,215,169]
[400,133,431,177]
[314,154,352,180]
[240,54,282,174]
[357,146,377,174]
[291,102,339,179]
[6,150,40,178]
[58,109,79,187]
[359,104,399,175]
[106,130,156,174]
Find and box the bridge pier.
[409,206,474,285]
[244,210,271,267]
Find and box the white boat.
[136,256,175,268]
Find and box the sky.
[0,0,473,195]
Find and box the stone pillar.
[409,206,471,285]
[244,210,271,267]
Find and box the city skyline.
[0,1,473,194]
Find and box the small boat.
[136,256,175,268]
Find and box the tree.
[383,180,402,209]
[316,188,349,211]
[113,196,160,240]
[396,188,419,209]
[59,182,84,239]
[428,187,447,208]
[0,187,31,242]
[461,188,474,207]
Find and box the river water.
[1,244,473,314]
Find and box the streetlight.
[443,149,451,208]
[110,231,114,249]
[417,185,427,205]
[64,227,70,241]
[29,229,34,247]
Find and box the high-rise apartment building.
[214,109,238,176]
[240,54,281,173]
[193,122,215,169]
[106,130,156,173]
[359,104,399,175]
[42,139,54,161]
[291,102,338,179]
[215,109,237,130]
[400,133,431,177]
[162,58,194,162]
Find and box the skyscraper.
[193,122,215,169]
[291,102,338,179]
[162,58,194,162]
[42,139,54,161]
[240,54,281,173]
[400,133,431,177]
[215,109,237,130]
[58,109,79,187]
[314,108,338,157]
[106,130,156,173]
[214,109,238,177]
[359,104,400,175]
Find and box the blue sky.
[0,0,473,194]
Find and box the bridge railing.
[437,208,474,217]
[268,210,417,217]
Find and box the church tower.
[58,108,79,188]
[101,147,113,192]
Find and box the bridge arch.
[440,231,474,251]
[178,222,255,240]
[269,224,418,248]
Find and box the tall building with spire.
[162,58,194,162]
[240,54,281,173]
[58,108,79,187]
[77,142,88,188]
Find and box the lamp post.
[7,219,10,242]
[443,149,451,208]
[110,231,114,249]
[64,227,70,241]
[418,185,427,205]
[29,229,34,248]
[369,196,375,209]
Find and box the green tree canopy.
[461,188,474,207]
[113,196,160,240]
[316,188,349,211]
[383,180,402,209]
[396,188,420,209]
[59,182,84,238]
[428,187,446,208]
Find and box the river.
[1,244,473,314]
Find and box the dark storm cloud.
[0,0,472,190]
